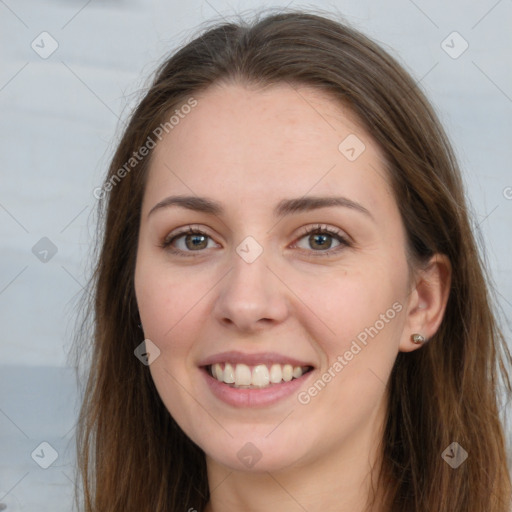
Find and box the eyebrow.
[147,195,374,221]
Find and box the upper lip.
[198,351,315,368]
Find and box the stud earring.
[411,333,426,344]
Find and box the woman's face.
[134,82,416,473]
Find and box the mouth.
[205,362,314,389]
[198,351,316,407]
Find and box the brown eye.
[308,232,335,250]
[162,227,218,255]
[183,233,208,250]
[293,225,350,256]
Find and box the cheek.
[290,264,406,361]
[135,258,207,432]
[293,270,404,432]
[134,255,216,411]
[135,256,204,346]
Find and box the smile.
[207,362,313,389]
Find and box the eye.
[160,223,351,257]
[161,226,219,255]
[292,224,351,256]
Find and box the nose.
[212,247,290,333]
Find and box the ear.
[399,253,452,353]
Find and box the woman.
[75,9,512,512]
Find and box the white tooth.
[223,363,235,384]
[213,363,223,381]
[292,366,303,379]
[252,364,270,387]
[269,364,283,383]
[282,364,293,382]
[235,363,252,386]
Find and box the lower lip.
[201,368,314,408]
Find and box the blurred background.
[1,0,511,510]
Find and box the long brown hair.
[75,8,512,511]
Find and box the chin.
[200,432,310,473]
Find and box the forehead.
[144,82,393,220]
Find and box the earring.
[411,333,426,344]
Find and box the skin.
[134,82,451,512]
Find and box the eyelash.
[160,224,351,258]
